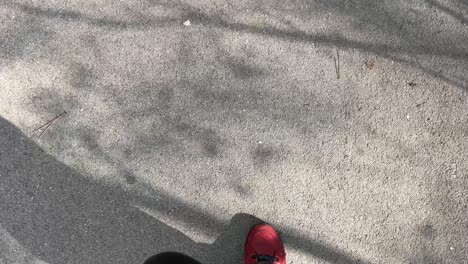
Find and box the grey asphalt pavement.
[1,0,467,264]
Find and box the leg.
[144,252,201,264]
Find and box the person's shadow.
[0,116,263,264]
[1,116,371,264]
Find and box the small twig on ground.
[32,111,67,137]
[333,49,340,79]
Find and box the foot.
[245,224,286,264]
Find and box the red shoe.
[245,224,286,264]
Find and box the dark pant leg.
[144,252,201,264]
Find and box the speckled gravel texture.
[0,1,467,264]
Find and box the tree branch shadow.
[10,3,179,29]
[5,1,467,91]
[426,0,468,25]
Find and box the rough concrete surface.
[0,0,467,263]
